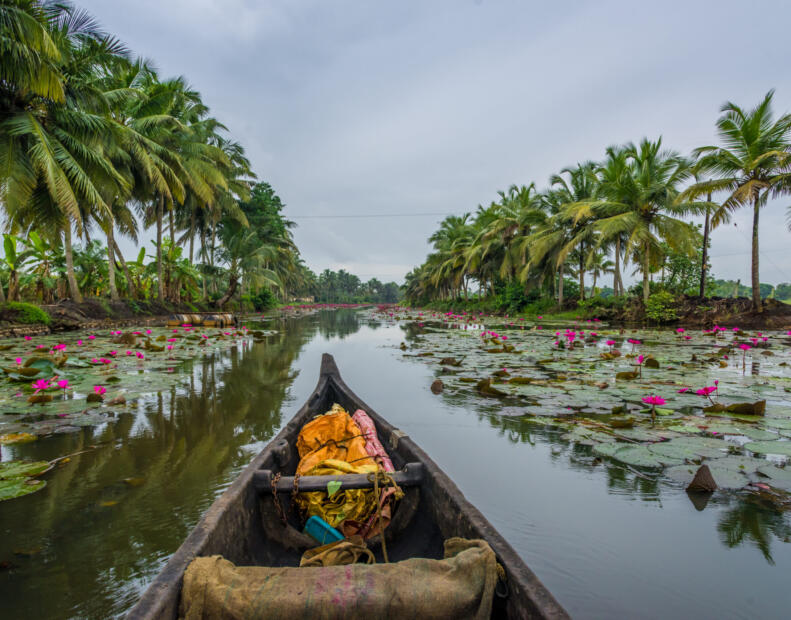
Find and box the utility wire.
[289,212,452,219]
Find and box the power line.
[289,212,452,219]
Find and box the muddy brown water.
[1,309,789,619]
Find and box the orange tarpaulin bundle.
[296,404,377,475]
[294,404,399,537]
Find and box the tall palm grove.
[0,1,317,311]
[405,93,791,315]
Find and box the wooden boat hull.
[127,354,568,619]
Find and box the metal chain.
[271,472,287,526]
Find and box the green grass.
[1,302,51,325]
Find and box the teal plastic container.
[303,515,344,545]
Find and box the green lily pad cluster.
[0,325,272,440]
[0,460,49,501]
[387,307,791,499]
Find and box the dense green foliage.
[0,1,316,310]
[0,301,51,325]
[311,270,402,304]
[406,94,791,313]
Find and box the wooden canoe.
[127,354,568,619]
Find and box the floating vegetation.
[0,325,272,442]
[386,308,791,504]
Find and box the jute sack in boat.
[179,538,498,620]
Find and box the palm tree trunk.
[557,263,564,308]
[189,210,195,263]
[751,194,762,312]
[64,224,83,303]
[8,271,18,302]
[0,276,5,303]
[113,240,137,299]
[106,222,119,301]
[216,274,238,308]
[613,238,622,296]
[592,273,598,295]
[699,195,711,297]
[642,250,650,304]
[579,255,585,301]
[169,205,175,244]
[156,195,164,301]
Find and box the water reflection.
[0,313,318,619]
[717,494,791,565]
[473,403,790,554]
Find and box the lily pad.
[743,440,791,457]
[0,477,46,501]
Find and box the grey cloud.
[84,0,791,284]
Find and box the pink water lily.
[125,350,132,356]
[676,328,685,333]
[57,379,69,391]
[136,352,144,359]
[93,385,106,396]
[32,379,50,393]
[166,345,173,351]
[642,395,664,425]
[109,351,117,357]
[14,357,22,366]
[77,340,83,346]
[145,329,152,335]
[24,335,32,341]
[88,334,96,340]
[677,387,689,393]
[696,384,718,405]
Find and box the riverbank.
[0,299,257,339]
[413,295,791,329]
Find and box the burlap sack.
[180,538,498,620]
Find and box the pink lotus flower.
[642,395,665,405]
[32,379,50,392]
[739,344,751,351]
[167,338,176,342]
[677,387,689,393]
[696,386,717,396]
[125,350,132,356]
[109,351,117,357]
[676,328,685,333]
[53,343,66,351]
[100,358,111,365]
[684,335,692,340]
[14,357,21,366]
[91,358,99,363]
[537,315,543,320]
[606,340,616,346]
[136,352,144,359]
[24,335,31,341]
[93,385,106,396]
[88,334,95,340]
[145,329,152,335]
[57,379,69,391]
[166,345,173,351]
[636,354,645,365]
[77,340,83,346]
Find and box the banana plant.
[2,235,31,302]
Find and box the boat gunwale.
[126,353,568,619]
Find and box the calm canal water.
[1,309,790,619]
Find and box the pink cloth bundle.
[352,409,395,472]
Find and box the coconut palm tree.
[588,139,700,304]
[0,2,129,302]
[683,91,791,311]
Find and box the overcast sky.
[80,0,791,286]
